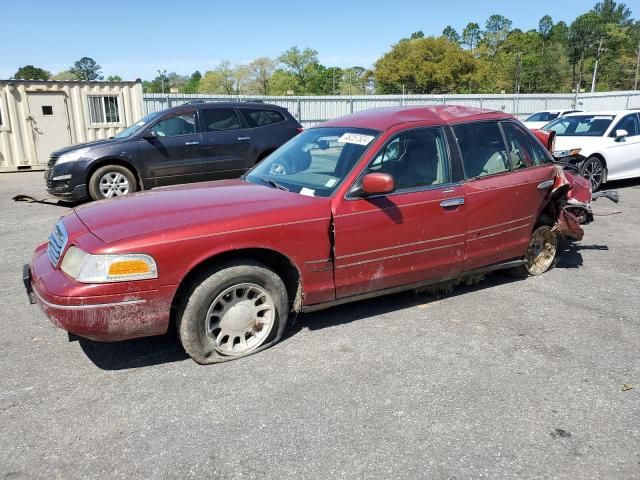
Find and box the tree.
[410,31,425,39]
[278,47,319,93]
[593,0,633,26]
[374,36,481,94]
[268,70,299,95]
[200,61,237,94]
[106,75,123,82]
[184,71,202,94]
[484,15,513,54]
[51,70,77,81]
[13,65,51,80]
[569,12,605,88]
[538,15,554,40]
[462,23,482,52]
[247,57,276,95]
[442,26,460,44]
[70,57,102,81]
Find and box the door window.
[453,122,509,178]
[610,114,639,137]
[151,112,196,137]
[502,122,552,169]
[201,108,241,132]
[366,128,450,190]
[240,109,286,127]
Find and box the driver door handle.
[440,197,465,208]
[185,141,200,146]
[237,136,251,141]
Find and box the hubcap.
[582,160,603,190]
[525,227,557,275]
[206,283,275,356]
[99,172,130,198]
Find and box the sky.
[1,0,634,80]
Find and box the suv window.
[366,127,450,190]
[610,113,639,137]
[241,109,286,128]
[151,112,196,137]
[453,122,509,178]
[201,108,241,131]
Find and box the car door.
[332,126,467,298]
[453,121,536,271]
[604,113,640,180]
[199,107,253,179]
[138,109,205,187]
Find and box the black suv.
[46,102,303,201]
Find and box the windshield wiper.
[259,177,289,191]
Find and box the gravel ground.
[0,172,638,480]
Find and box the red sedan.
[24,106,593,364]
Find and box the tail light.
[296,127,304,133]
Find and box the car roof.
[563,110,632,117]
[172,101,286,111]
[319,105,512,131]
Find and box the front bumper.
[25,244,176,342]
[45,161,89,201]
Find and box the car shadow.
[12,194,85,208]
[556,243,609,269]
[76,326,188,371]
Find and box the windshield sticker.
[338,133,375,146]
[299,187,315,197]
[325,178,338,188]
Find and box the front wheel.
[579,156,605,191]
[509,223,559,277]
[177,260,289,364]
[88,165,137,200]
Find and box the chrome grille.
[47,220,68,267]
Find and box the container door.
[27,93,71,164]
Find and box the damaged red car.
[24,106,596,364]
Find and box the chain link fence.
[144,91,640,128]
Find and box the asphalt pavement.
[1,172,638,479]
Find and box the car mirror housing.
[615,129,629,140]
[142,131,158,141]
[357,173,395,197]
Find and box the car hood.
[52,138,123,157]
[73,179,331,244]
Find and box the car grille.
[47,220,68,267]
[47,156,58,168]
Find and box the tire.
[177,259,289,365]
[88,164,137,201]
[579,156,605,191]
[508,218,559,278]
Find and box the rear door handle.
[440,197,465,208]
[537,179,554,190]
[237,136,251,141]
[185,141,200,146]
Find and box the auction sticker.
[338,133,375,146]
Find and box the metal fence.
[144,91,640,127]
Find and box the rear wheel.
[177,260,288,364]
[579,156,605,191]
[88,165,137,201]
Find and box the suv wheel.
[177,260,289,364]
[88,165,137,200]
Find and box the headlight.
[57,147,91,164]
[60,246,158,283]
[553,148,582,158]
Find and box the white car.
[522,110,582,130]
[542,110,640,190]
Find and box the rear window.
[201,108,241,131]
[241,109,286,128]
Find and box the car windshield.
[525,112,559,122]
[543,115,614,137]
[245,127,379,197]
[114,111,163,138]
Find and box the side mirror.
[357,173,395,197]
[615,129,629,141]
[142,130,158,141]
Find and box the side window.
[150,112,196,137]
[241,109,286,128]
[453,122,509,178]
[502,122,551,168]
[366,128,450,190]
[201,108,241,132]
[611,114,639,137]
